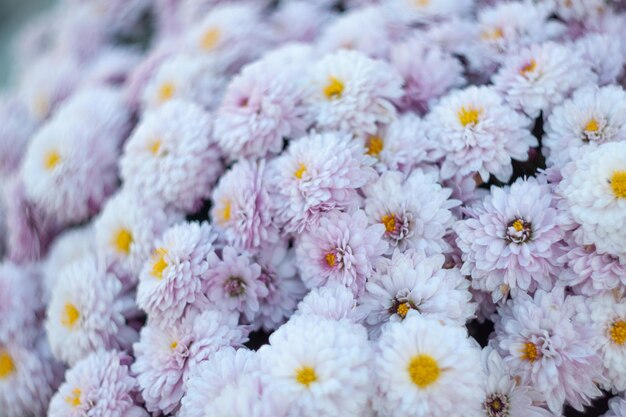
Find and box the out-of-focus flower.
[0,95,37,180]
[575,34,625,86]
[0,262,42,346]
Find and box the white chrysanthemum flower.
[120,99,223,212]
[426,86,536,183]
[544,85,626,168]
[94,190,177,282]
[558,142,626,262]
[374,315,485,417]
[46,254,139,366]
[363,170,458,255]
[142,54,225,111]
[137,221,217,328]
[258,315,373,417]
[359,250,475,338]
[575,33,625,86]
[386,0,474,24]
[577,291,626,392]
[295,285,362,322]
[304,50,403,136]
[493,42,595,118]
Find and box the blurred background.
[0,0,55,86]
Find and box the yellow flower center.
[521,342,538,362]
[366,135,384,156]
[61,303,80,328]
[323,76,344,100]
[151,248,168,279]
[407,354,440,388]
[396,302,411,318]
[158,82,175,102]
[325,252,336,267]
[610,320,626,345]
[170,341,178,349]
[381,214,396,234]
[65,388,81,407]
[481,27,504,41]
[512,219,524,232]
[584,118,599,133]
[200,27,220,50]
[458,106,481,127]
[112,228,133,255]
[218,200,232,224]
[149,139,162,155]
[44,150,61,170]
[294,163,307,179]
[295,366,317,387]
[610,171,626,199]
[0,350,15,379]
[519,59,537,76]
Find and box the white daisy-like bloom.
[94,190,178,282]
[137,221,217,328]
[359,250,475,338]
[141,53,226,111]
[426,86,537,183]
[120,99,223,212]
[374,315,485,417]
[363,170,458,255]
[480,347,552,417]
[543,85,626,168]
[258,315,374,417]
[295,284,362,322]
[46,254,139,366]
[557,142,626,262]
[304,49,403,136]
[577,291,626,392]
[492,42,595,118]
[386,0,474,24]
[575,33,625,86]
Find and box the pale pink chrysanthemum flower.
[421,17,476,58]
[494,288,605,414]
[386,0,474,24]
[211,159,279,254]
[79,46,142,88]
[94,190,178,284]
[132,309,248,415]
[0,94,37,180]
[426,86,537,183]
[605,394,626,417]
[455,177,564,302]
[295,284,362,323]
[471,287,497,324]
[363,170,458,256]
[120,99,223,212]
[391,37,465,114]
[206,246,267,323]
[137,221,217,328]
[358,250,475,338]
[493,42,596,118]
[214,60,309,160]
[296,209,387,297]
[52,3,111,62]
[252,239,307,332]
[48,350,148,417]
[271,1,330,43]
[46,254,139,366]
[304,50,403,136]
[543,85,626,168]
[268,131,377,234]
[575,33,625,86]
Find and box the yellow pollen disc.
[294,163,307,179]
[481,27,504,41]
[323,76,344,100]
[170,341,178,349]
[0,351,15,379]
[366,135,384,156]
[44,150,61,170]
[519,59,537,76]
[610,171,626,199]
[61,303,80,328]
[158,82,175,102]
[200,28,220,50]
[381,214,396,233]
[112,228,133,255]
[492,399,502,411]
[149,139,162,155]
[610,320,626,345]
[325,252,336,267]
[65,388,81,407]
[512,219,524,232]
[407,354,440,388]
[458,106,481,127]
[295,366,317,387]
[396,302,411,318]
[219,201,232,224]
[521,342,538,362]
[151,248,168,279]
[584,118,599,132]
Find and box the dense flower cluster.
[0,1,625,416]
